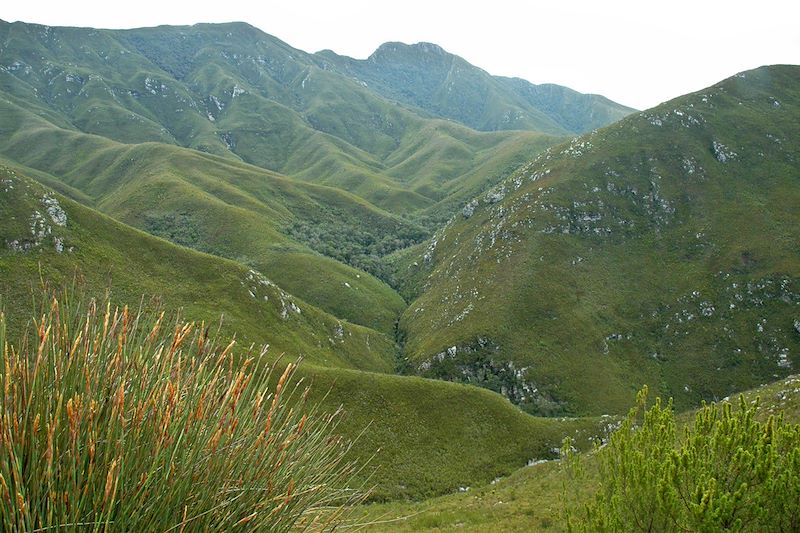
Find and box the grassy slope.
[355,373,800,531]
[0,97,408,334]
[0,164,613,502]
[399,65,800,416]
[297,364,606,501]
[0,165,394,371]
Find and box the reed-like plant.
[0,292,364,531]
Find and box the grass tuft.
[0,291,364,531]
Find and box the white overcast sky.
[3,0,798,109]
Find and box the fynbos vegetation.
[0,294,363,531]
[569,387,800,532]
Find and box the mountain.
[316,41,635,134]
[0,20,571,214]
[397,65,800,416]
[8,17,797,508]
[0,18,634,338]
[0,19,581,301]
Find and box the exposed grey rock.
[777,348,792,369]
[485,187,506,204]
[712,140,737,163]
[462,199,478,218]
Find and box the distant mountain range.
[0,20,630,216]
[318,41,634,134]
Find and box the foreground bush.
[0,294,363,531]
[570,387,800,532]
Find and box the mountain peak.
[409,42,447,55]
[369,41,450,63]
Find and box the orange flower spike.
[104,459,118,504]
[234,512,258,526]
[147,311,165,344]
[0,473,9,505]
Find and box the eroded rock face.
[712,140,737,163]
[2,171,71,254]
[42,194,67,226]
[243,269,302,320]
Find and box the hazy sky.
[3,0,798,109]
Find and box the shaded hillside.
[398,65,800,416]
[316,42,635,134]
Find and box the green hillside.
[0,164,609,501]
[398,65,800,416]
[0,101,409,334]
[316,42,635,134]
[0,164,395,371]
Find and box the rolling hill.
[0,163,395,370]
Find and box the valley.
[0,17,798,531]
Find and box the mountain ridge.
[315,40,635,134]
[0,18,581,216]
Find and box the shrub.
[0,293,363,531]
[570,386,800,532]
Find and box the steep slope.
[316,42,635,134]
[398,65,800,416]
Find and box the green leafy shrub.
[0,294,363,531]
[571,387,800,532]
